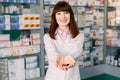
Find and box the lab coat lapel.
[54,34,64,53]
[54,34,72,55]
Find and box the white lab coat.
[44,33,84,80]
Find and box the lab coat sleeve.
[70,33,84,59]
[44,34,60,63]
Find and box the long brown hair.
[48,1,79,39]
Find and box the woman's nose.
[61,13,65,18]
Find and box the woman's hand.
[55,55,64,70]
[63,55,76,69]
[55,55,75,70]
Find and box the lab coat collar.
[55,28,70,36]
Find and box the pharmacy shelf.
[0,2,36,5]
[1,13,22,15]
[0,0,45,80]
[0,53,40,59]
[44,3,104,7]
[107,6,116,11]
[106,0,120,67]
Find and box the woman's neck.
[58,26,69,31]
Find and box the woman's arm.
[69,33,84,59]
[44,34,60,64]
[44,34,65,70]
[63,33,84,69]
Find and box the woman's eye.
[56,11,69,16]
[64,11,69,14]
[56,12,61,15]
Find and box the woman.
[44,1,84,80]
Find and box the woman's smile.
[60,19,68,23]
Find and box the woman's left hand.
[63,55,76,70]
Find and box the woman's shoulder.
[73,32,84,43]
[72,32,84,41]
[75,32,84,39]
[44,33,49,37]
[44,33,54,40]
[44,33,50,39]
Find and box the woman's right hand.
[55,55,65,70]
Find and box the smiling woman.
[44,1,84,80]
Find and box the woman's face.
[55,11,70,27]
